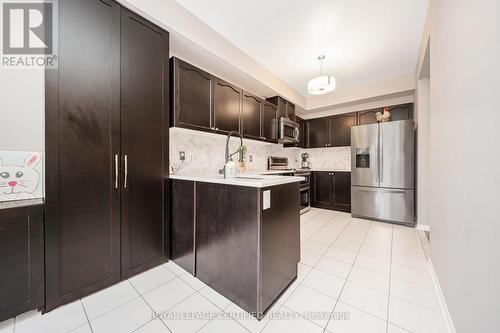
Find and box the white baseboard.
[427,260,457,333]
[416,223,430,231]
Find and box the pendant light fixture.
[307,55,336,95]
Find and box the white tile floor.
[0,208,447,333]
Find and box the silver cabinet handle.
[114,154,119,189]
[124,155,128,189]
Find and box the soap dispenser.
[224,158,238,178]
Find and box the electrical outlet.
[179,151,186,161]
[249,155,253,162]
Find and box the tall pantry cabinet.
[45,0,169,311]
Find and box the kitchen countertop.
[257,169,351,174]
[169,173,304,188]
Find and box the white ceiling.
[173,0,428,97]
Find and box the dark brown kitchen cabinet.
[120,8,169,278]
[266,96,295,120]
[171,180,299,318]
[262,101,278,143]
[170,180,195,274]
[387,103,413,121]
[45,0,169,311]
[307,118,328,148]
[356,104,413,125]
[311,172,333,208]
[328,112,356,147]
[171,57,213,132]
[332,172,351,212]
[287,103,296,121]
[311,171,351,212]
[0,201,44,322]
[357,108,382,125]
[213,78,242,134]
[307,113,355,148]
[242,91,263,140]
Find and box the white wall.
[0,69,44,151]
[306,73,415,111]
[416,77,430,229]
[300,93,414,119]
[416,0,500,331]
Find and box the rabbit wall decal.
[0,152,41,201]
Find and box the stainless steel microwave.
[279,117,299,143]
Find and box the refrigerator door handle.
[380,128,383,183]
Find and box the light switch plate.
[263,190,271,210]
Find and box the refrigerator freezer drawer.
[351,186,415,225]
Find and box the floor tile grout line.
[321,219,376,333]
[79,299,94,333]
[275,211,353,329]
[127,279,174,333]
[193,287,252,333]
[385,224,394,333]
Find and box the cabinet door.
[172,58,213,131]
[307,118,328,148]
[213,79,242,134]
[120,9,168,278]
[171,180,195,274]
[388,103,413,121]
[262,102,278,143]
[0,204,44,322]
[329,113,356,147]
[242,92,262,140]
[45,0,121,311]
[333,172,351,212]
[311,172,333,209]
[357,108,382,125]
[286,103,296,121]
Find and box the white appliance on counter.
[268,156,311,214]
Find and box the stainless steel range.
[268,157,311,214]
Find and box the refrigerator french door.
[351,120,415,225]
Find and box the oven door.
[299,186,311,214]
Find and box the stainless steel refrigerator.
[351,120,415,226]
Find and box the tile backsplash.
[169,128,351,175]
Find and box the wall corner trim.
[427,260,457,333]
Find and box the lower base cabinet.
[171,179,300,318]
[311,171,351,212]
[0,201,44,322]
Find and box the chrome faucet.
[218,131,244,178]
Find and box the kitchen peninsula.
[169,174,303,318]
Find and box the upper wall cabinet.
[170,57,278,143]
[266,96,295,121]
[307,117,328,148]
[262,101,278,143]
[328,113,356,147]
[171,57,213,132]
[307,113,356,148]
[242,92,263,140]
[213,78,242,134]
[357,103,413,125]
